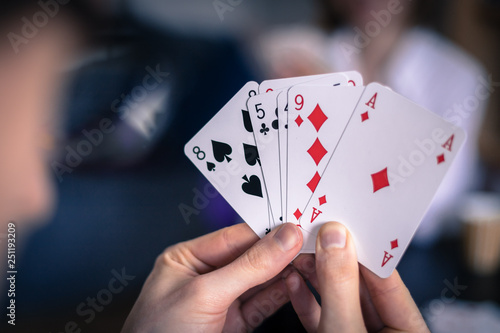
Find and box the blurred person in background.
[0,1,122,229]
[1,1,262,331]
[0,2,82,290]
[253,0,488,245]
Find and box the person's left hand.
[121,222,303,332]
[286,222,429,332]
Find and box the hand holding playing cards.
[186,76,464,278]
[121,223,303,333]
[286,222,429,332]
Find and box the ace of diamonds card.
[300,83,466,277]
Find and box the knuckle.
[294,254,316,277]
[155,242,189,270]
[221,226,243,258]
[318,251,358,285]
[369,282,404,300]
[155,245,177,268]
[241,241,272,273]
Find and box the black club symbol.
[260,123,270,135]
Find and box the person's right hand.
[286,222,429,332]
[121,223,303,333]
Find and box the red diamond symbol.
[295,115,304,127]
[307,172,321,193]
[391,239,399,249]
[307,138,328,166]
[293,209,302,221]
[361,111,369,122]
[371,167,390,193]
[437,154,445,165]
[308,104,328,132]
[319,195,327,206]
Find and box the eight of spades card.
[185,81,273,237]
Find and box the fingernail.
[285,272,300,292]
[320,224,346,249]
[274,224,300,251]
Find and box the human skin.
[122,222,428,332]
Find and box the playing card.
[278,71,363,222]
[300,83,466,278]
[276,91,288,220]
[258,74,334,94]
[248,74,349,224]
[286,85,364,227]
[342,70,364,87]
[259,71,362,93]
[246,90,282,223]
[185,82,273,237]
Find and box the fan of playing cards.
[185,71,465,278]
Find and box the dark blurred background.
[1,0,500,332]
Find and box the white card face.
[341,71,364,87]
[248,74,350,224]
[286,86,364,227]
[278,72,362,222]
[247,91,283,223]
[276,91,288,221]
[259,74,333,94]
[259,71,363,93]
[300,83,466,278]
[184,82,272,237]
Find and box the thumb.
[202,223,302,305]
[316,222,366,333]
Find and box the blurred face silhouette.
[0,57,55,226]
[0,0,118,238]
[0,22,73,230]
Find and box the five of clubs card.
[185,72,466,278]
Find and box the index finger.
[167,223,259,275]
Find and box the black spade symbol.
[272,108,279,130]
[243,144,260,166]
[212,140,232,163]
[242,110,254,133]
[241,175,263,198]
[207,162,216,172]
